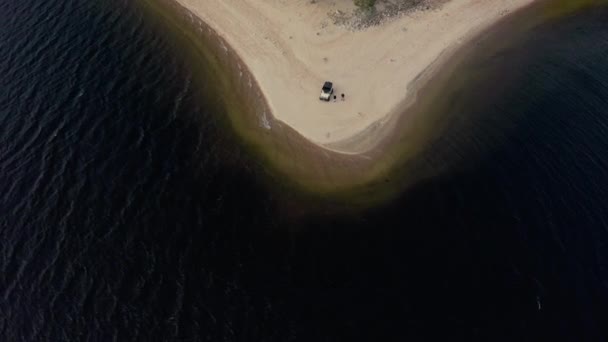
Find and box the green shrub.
[354,0,376,10]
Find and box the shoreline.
[137,0,602,206]
[171,0,538,154]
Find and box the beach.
[172,0,537,153]
[3,0,608,339]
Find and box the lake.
[1,0,607,340]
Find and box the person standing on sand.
[333,95,337,102]
[341,93,345,101]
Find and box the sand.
[173,0,537,153]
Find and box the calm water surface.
[1,0,608,340]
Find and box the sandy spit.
[172,0,537,153]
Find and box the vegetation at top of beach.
[353,0,435,11]
[354,0,376,10]
[336,0,439,29]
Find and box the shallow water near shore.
[2,0,608,340]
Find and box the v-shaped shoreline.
[172,0,537,154]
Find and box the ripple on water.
[1,0,608,341]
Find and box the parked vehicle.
[319,81,334,101]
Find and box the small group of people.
[333,93,345,102]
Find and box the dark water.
[2,0,608,341]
